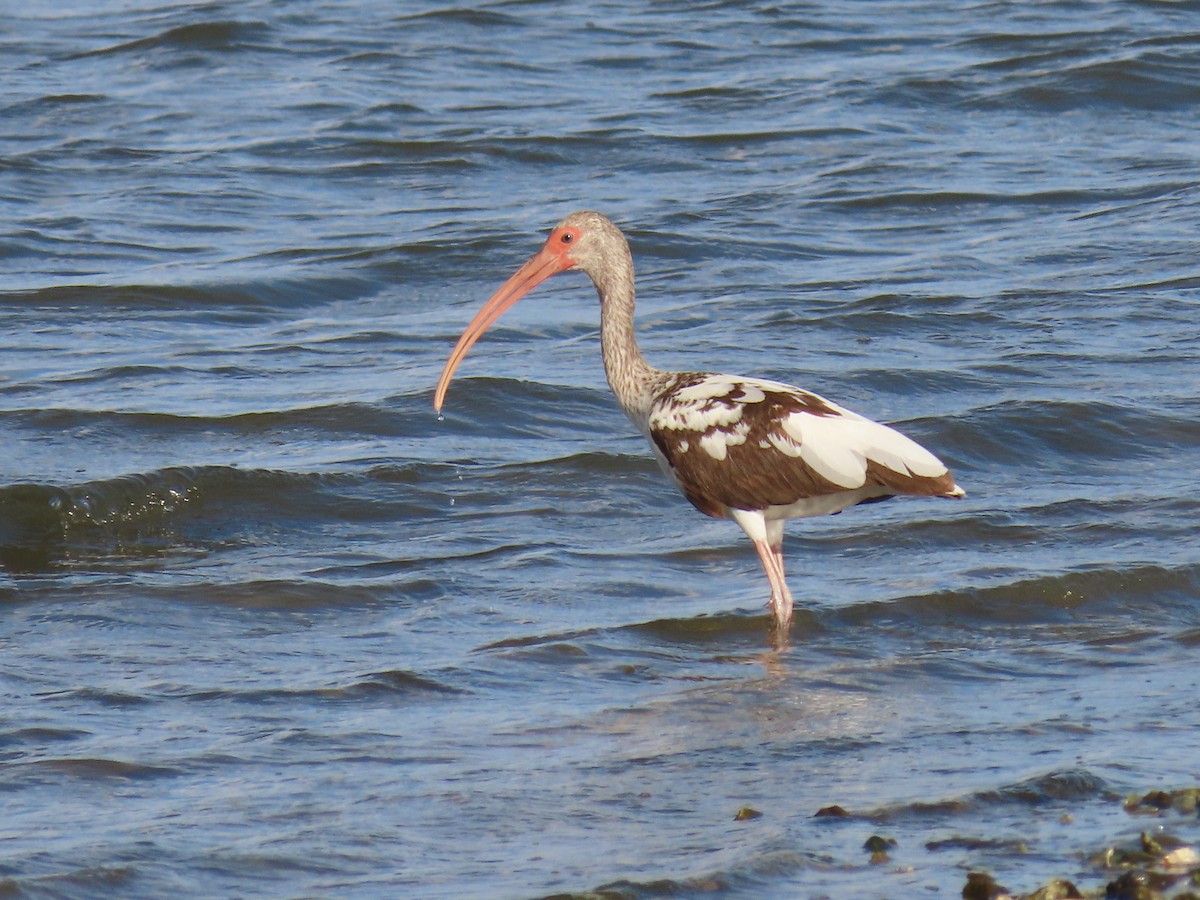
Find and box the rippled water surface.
[3,2,1199,897]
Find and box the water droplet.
[436,412,444,423]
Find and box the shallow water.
[2,1,1199,897]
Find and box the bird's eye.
[560,231,574,244]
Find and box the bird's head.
[433,210,621,413]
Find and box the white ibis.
[435,211,964,636]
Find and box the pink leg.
[730,510,795,637]
[751,539,793,634]
[765,518,792,634]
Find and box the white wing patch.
[655,376,755,431]
[672,378,737,403]
[775,409,948,488]
[730,383,765,404]
[697,419,751,461]
[783,413,869,488]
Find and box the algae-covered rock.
[962,870,1009,899]
[1125,789,1200,817]
[1024,879,1082,900]
[813,804,850,818]
[863,834,896,865]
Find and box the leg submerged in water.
[731,509,794,635]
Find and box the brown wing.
[648,373,962,515]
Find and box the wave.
[994,52,1200,112]
[0,277,372,312]
[815,562,1200,637]
[177,668,467,706]
[0,468,200,572]
[0,464,446,575]
[817,181,1194,212]
[480,560,1200,659]
[0,865,137,897]
[868,768,1119,821]
[13,756,180,781]
[0,402,405,436]
[941,398,1200,472]
[65,20,272,61]
[877,32,1200,112]
[392,7,521,27]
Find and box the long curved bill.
[434,241,574,413]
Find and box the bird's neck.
[589,255,664,425]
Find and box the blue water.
[2,2,1199,897]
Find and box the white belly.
[762,484,893,520]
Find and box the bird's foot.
[768,592,793,640]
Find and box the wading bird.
[435,211,964,637]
